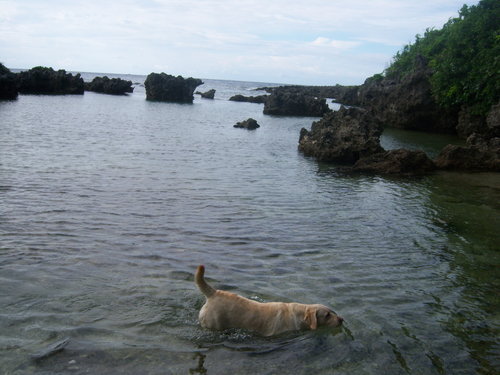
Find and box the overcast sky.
[0,0,477,85]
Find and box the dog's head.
[304,305,343,330]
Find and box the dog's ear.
[304,307,318,330]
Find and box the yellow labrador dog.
[195,265,343,336]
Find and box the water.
[1,74,499,375]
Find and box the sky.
[0,0,478,85]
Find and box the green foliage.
[384,0,500,115]
[364,73,384,84]
[0,62,12,75]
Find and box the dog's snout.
[337,316,344,325]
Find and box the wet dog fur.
[195,265,343,336]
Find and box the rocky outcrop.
[264,91,330,116]
[358,60,457,133]
[0,63,18,100]
[259,85,358,103]
[234,118,260,130]
[353,149,436,175]
[434,134,500,171]
[434,101,500,172]
[299,106,383,163]
[485,101,500,138]
[229,94,267,104]
[144,73,203,103]
[17,66,84,95]
[298,105,439,175]
[195,89,216,99]
[84,76,134,95]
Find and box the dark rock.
[17,66,84,95]
[358,59,457,133]
[298,106,383,163]
[195,89,216,99]
[84,76,134,95]
[258,85,358,103]
[353,149,436,175]
[486,101,500,138]
[434,134,500,171]
[264,91,330,116]
[229,94,267,103]
[234,118,260,130]
[145,73,203,103]
[456,105,488,138]
[0,63,18,100]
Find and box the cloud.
[311,37,362,50]
[0,0,478,84]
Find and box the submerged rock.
[353,149,436,175]
[0,63,18,100]
[229,94,267,104]
[299,106,383,163]
[145,73,203,103]
[234,118,260,130]
[195,89,216,99]
[31,337,70,362]
[85,76,134,95]
[264,91,330,116]
[17,66,84,95]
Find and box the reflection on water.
[0,76,499,374]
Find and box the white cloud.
[311,37,362,50]
[0,0,478,84]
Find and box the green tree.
[384,0,500,115]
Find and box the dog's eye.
[325,312,331,318]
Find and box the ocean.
[1,73,499,374]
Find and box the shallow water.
[0,75,499,374]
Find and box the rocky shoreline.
[2,62,497,174]
[279,56,499,174]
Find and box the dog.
[195,265,343,336]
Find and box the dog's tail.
[195,265,216,298]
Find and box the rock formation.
[195,89,216,99]
[229,94,267,104]
[264,91,330,117]
[17,66,84,95]
[434,134,500,171]
[145,73,203,103]
[85,76,134,95]
[299,106,383,163]
[234,118,260,130]
[0,63,18,100]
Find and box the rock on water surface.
[195,89,216,99]
[145,73,203,103]
[17,66,84,95]
[229,94,268,103]
[264,91,330,116]
[234,118,260,130]
[299,106,383,163]
[0,63,18,100]
[85,76,134,95]
[434,134,500,171]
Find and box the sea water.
[0,73,498,374]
